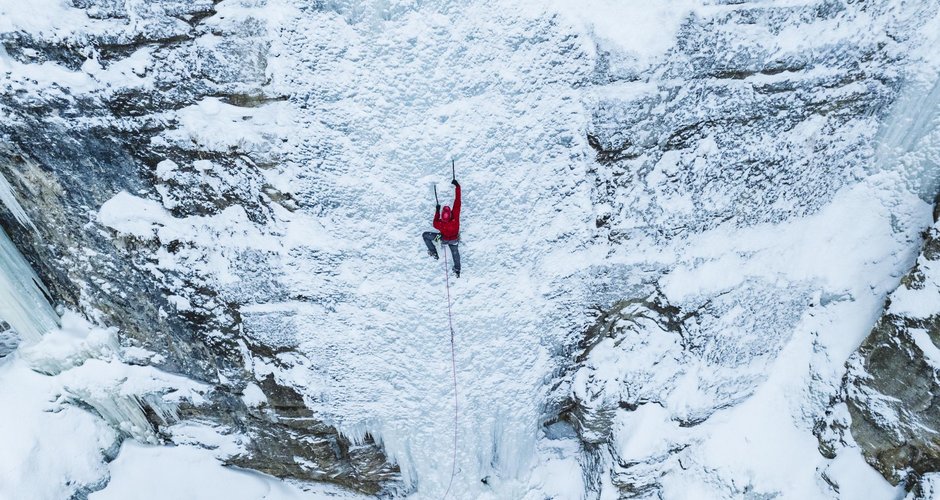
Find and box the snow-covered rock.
[0,0,939,498]
[842,220,940,487]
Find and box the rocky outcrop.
[558,292,686,496]
[559,276,815,497]
[842,222,940,486]
[176,375,399,494]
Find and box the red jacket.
[434,185,461,241]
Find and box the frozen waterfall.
[0,174,59,344]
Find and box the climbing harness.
[441,248,458,500]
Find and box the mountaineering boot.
[429,250,439,260]
[454,268,460,278]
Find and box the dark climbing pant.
[422,232,460,273]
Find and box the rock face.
[843,222,940,486]
[2,0,940,498]
[587,1,902,244]
[556,1,940,497]
[0,0,400,495]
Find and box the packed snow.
[90,442,350,500]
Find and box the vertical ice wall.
[873,6,940,204]
[0,173,59,344]
[874,75,940,203]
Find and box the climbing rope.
[441,247,458,500]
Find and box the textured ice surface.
[261,4,597,495]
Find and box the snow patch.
[242,382,267,407]
[98,191,170,239]
[825,448,905,500]
[547,0,696,72]
[19,310,118,375]
[0,0,91,33]
[90,441,351,500]
[0,308,310,499]
[59,358,208,443]
[910,328,940,369]
[0,353,116,499]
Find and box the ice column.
[0,173,59,343]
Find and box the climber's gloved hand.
[451,179,459,187]
[436,204,441,211]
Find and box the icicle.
[0,173,36,230]
[57,358,208,445]
[60,389,177,444]
[0,169,58,344]
[0,227,58,344]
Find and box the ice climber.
[423,178,461,277]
